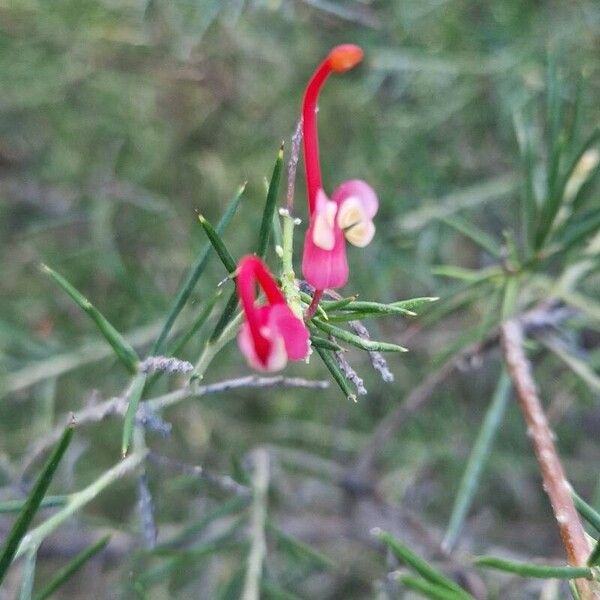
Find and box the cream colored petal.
[336,196,365,231]
[312,200,338,250]
[345,220,375,247]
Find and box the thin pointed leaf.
[536,128,600,249]
[197,214,237,274]
[42,265,139,374]
[543,336,600,393]
[587,538,600,567]
[513,107,537,252]
[309,335,344,352]
[572,490,600,533]
[33,535,110,600]
[555,208,600,254]
[0,425,74,585]
[122,373,147,457]
[396,575,470,600]
[169,291,222,357]
[261,579,303,600]
[209,290,239,343]
[442,371,511,551]
[19,548,36,600]
[0,496,68,514]
[374,529,470,598]
[152,182,245,354]
[154,495,250,551]
[440,215,502,258]
[313,319,407,353]
[257,143,284,258]
[326,301,416,317]
[475,556,592,579]
[267,520,335,569]
[314,346,356,402]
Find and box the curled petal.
[344,219,375,247]
[332,179,378,219]
[269,304,310,361]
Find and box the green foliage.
[0,426,73,585]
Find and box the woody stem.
[500,319,596,600]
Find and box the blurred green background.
[1,1,599,598]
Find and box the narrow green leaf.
[555,208,600,254]
[397,575,470,600]
[442,371,511,551]
[267,520,335,569]
[169,291,222,357]
[313,319,408,353]
[536,128,600,249]
[572,490,600,533]
[309,335,343,352]
[209,290,239,343]
[326,301,416,317]
[257,142,284,258]
[475,556,592,579]
[441,215,502,258]
[121,373,147,457]
[33,535,110,600]
[432,265,496,282]
[0,496,68,514]
[374,529,470,598]
[0,425,74,585]
[513,107,537,253]
[197,213,237,274]
[19,548,37,600]
[152,182,245,354]
[42,265,139,374]
[261,579,302,600]
[587,538,600,567]
[314,346,356,402]
[317,296,357,311]
[543,336,600,393]
[154,495,250,551]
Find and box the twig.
[242,449,269,600]
[21,376,329,475]
[349,301,579,484]
[501,320,597,600]
[286,120,302,212]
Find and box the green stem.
[192,312,244,380]
[279,210,303,319]
[16,452,146,559]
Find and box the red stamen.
[302,44,363,215]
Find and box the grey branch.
[21,375,329,475]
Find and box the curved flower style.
[237,255,309,371]
[301,44,379,291]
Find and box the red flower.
[301,45,378,291]
[237,256,309,371]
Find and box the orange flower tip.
[327,44,364,73]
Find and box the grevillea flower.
[301,44,379,291]
[237,255,309,371]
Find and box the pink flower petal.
[302,225,349,289]
[269,304,310,361]
[332,179,378,219]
